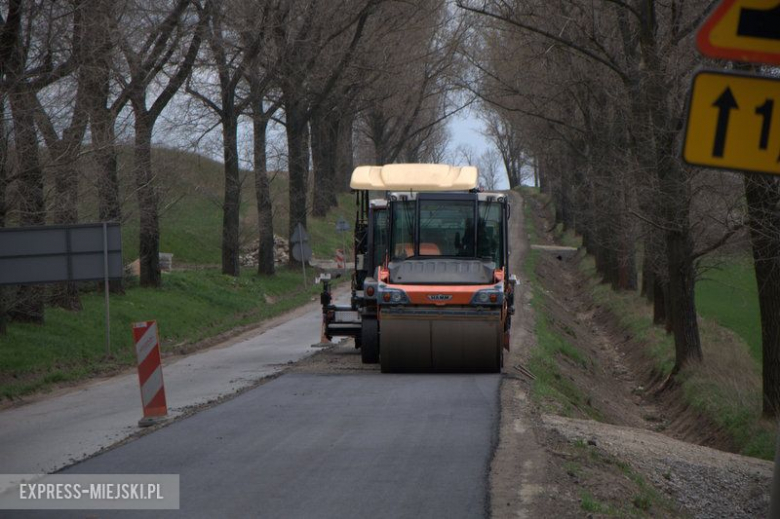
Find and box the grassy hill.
[0,146,354,399]
[102,147,353,265]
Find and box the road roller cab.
[320,164,516,373]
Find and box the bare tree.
[83,0,123,230]
[477,148,501,190]
[358,0,466,166]
[119,0,204,287]
[459,0,726,374]
[187,0,269,277]
[272,0,376,264]
[3,0,78,323]
[244,29,283,276]
[452,143,476,166]
[32,1,93,309]
[481,111,526,188]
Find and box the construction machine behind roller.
[320,164,516,372]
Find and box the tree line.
[460,0,780,418]
[0,0,464,330]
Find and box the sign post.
[290,223,312,287]
[335,217,351,274]
[103,223,111,356]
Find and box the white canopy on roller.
[349,164,478,191]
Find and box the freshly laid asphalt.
[12,373,500,519]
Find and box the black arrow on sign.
[738,6,780,40]
[712,87,738,158]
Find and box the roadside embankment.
[517,187,773,518]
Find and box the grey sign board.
[336,218,350,233]
[291,242,312,263]
[0,223,123,286]
[290,223,310,245]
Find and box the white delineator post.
[336,249,345,269]
[132,321,168,426]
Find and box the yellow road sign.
[683,70,780,175]
[697,0,780,65]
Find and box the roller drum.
[380,307,502,373]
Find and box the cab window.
[478,201,503,266]
[418,200,475,257]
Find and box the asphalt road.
[12,373,500,519]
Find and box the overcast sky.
[448,112,510,189]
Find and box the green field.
[695,257,761,363]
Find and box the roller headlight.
[471,288,503,305]
[378,287,409,305]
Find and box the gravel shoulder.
[542,414,772,518]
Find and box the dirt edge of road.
[496,189,772,518]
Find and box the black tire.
[361,317,379,364]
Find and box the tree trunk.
[133,107,161,287]
[336,111,354,190]
[89,87,120,224]
[559,162,574,231]
[533,156,539,188]
[656,130,701,368]
[312,110,338,217]
[616,172,637,291]
[652,277,666,325]
[47,81,89,310]
[50,140,83,310]
[9,89,44,323]
[743,173,780,417]
[641,248,653,301]
[538,156,549,194]
[617,240,637,291]
[221,111,241,277]
[252,107,275,276]
[0,97,6,335]
[84,0,121,226]
[286,98,310,265]
[664,197,701,370]
[368,110,388,165]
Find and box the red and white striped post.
[132,321,168,427]
[335,249,345,269]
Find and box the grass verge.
[519,188,600,419]
[0,268,328,399]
